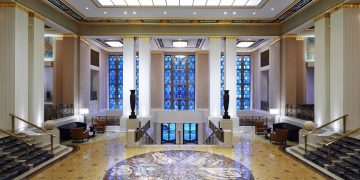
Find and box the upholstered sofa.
[272,123,301,142]
[58,122,87,141]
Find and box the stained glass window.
[220,56,225,110]
[238,55,251,110]
[109,55,139,110]
[164,55,195,111]
[220,55,251,110]
[109,55,123,110]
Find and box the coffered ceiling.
[46,0,315,23]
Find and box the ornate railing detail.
[208,120,224,143]
[135,121,155,144]
[84,116,121,126]
[285,104,314,121]
[44,104,74,121]
[260,101,269,111]
[238,116,274,126]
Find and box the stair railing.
[204,132,216,145]
[0,128,32,164]
[303,114,348,154]
[325,127,360,161]
[9,114,55,154]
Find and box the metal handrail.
[0,128,32,164]
[303,114,348,153]
[209,120,224,143]
[9,114,55,153]
[204,132,216,145]
[325,127,360,161]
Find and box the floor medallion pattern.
[103,150,254,180]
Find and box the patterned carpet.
[103,150,254,180]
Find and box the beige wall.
[196,52,209,109]
[151,52,164,109]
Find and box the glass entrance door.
[161,123,176,144]
[183,123,198,144]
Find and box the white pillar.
[0,4,29,130]
[122,36,136,117]
[208,37,222,117]
[225,36,237,118]
[28,12,45,126]
[314,14,330,127]
[330,6,360,131]
[138,36,151,117]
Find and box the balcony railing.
[84,116,121,126]
[44,104,74,121]
[208,120,224,143]
[135,120,155,144]
[285,104,314,121]
[238,116,274,126]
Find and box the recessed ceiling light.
[224,11,228,15]
[237,41,255,48]
[163,11,167,14]
[85,7,89,10]
[173,40,188,48]
[132,11,136,14]
[105,41,123,47]
[98,0,114,6]
[252,12,256,15]
[193,11,197,15]
[271,7,275,11]
[232,11,236,15]
[124,11,127,14]
[104,11,107,14]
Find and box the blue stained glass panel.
[165,70,172,84]
[136,56,139,110]
[188,56,195,69]
[173,56,180,69]
[109,99,116,110]
[188,69,195,84]
[180,70,186,84]
[117,85,123,99]
[236,56,242,69]
[244,70,251,84]
[236,99,241,110]
[109,70,116,83]
[220,56,225,109]
[165,100,172,110]
[236,69,242,84]
[117,100,123,110]
[188,100,195,111]
[244,85,250,99]
[173,70,180,85]
[243,56,251,69]
[109,56,116,69]
[180,57,187,69]
[109,84,116,99]
[243,99,250,110]
[118,70,123,83]
[236,85,242,99]
[180,85,186,98]
[235,55,251,110]
[118,56,123,69]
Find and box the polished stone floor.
[31,127,327,180]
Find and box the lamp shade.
[269,109,279,115]
[79,108,89,115]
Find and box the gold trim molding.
[330,3,360,14]
[314,13,330,22]
[55,37,63,41]
[296,37,304,41]
[138,36,150,40]
[62,34,78,38]
[282,34,297,39]
[123,36,135,40]
[209,36,222,40]
[0,2,28,13]
[80,37,90,45]
[225,36,237,40]
[28,12,45,21]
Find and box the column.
[138,36,151,117]
[330,5,360,131]
[314,14,330,126]
[28,12,45,126]
[0,3,29,130]
[208,37,222,117]
[122,36,136,117]
[224,36,237,117]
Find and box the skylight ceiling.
[97,0,264,7]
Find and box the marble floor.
[30,127,328,180]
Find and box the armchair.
[70,128,90,142]
[94,120,106,133]
[270,129,288,145]
[254,121,267,134]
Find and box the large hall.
[0,0,360,179]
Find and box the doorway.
[161,123,176,144]
[183,123,198,144]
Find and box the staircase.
[288,133,360,180]
[0,133,71,180]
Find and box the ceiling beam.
[15,0,78,33]
[281,0,346,34]
[77,23,282,36]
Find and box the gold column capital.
[0,2,28,13]
[123,36,135,40]
[225,36,237,40]
[281,34,297,39]
[63,34,78,38]
[80,37,90,45]
[314,13,330,22]
[209,36,222,40]
[29,12,45,22]
[270,37,281,45]
[138,36,151,40]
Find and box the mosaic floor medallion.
[104,150,254,180]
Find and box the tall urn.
[223,90,231,119]
[129,90,137,119]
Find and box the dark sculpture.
[223,90,230,119]
[129,90,137,119]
